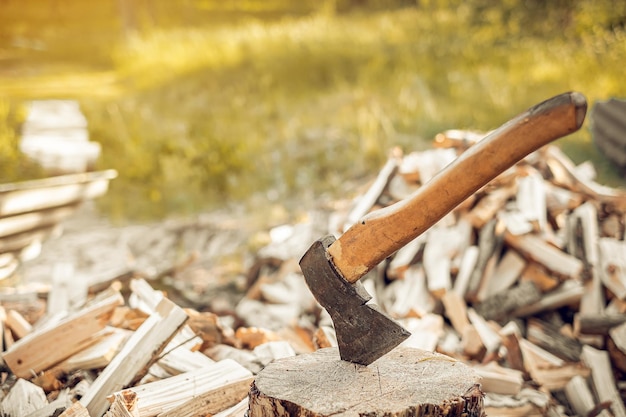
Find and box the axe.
[300,92,587,366]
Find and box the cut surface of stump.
[248,347,484,417]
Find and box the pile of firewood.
[1,130,626,416]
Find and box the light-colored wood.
[441,291,470,334]
[344,149,401,230]
[598,237,626,299]
[0,378,48,416]
[248,347,484,417]
[423,226,463,298]
[544,145,626,211]
[467,183,517,229]
[467,308,500,354]
[472,362,523,395]
[327,93,586,283]
[564,375,609,417]
[581,345,626,417]
[5,309,32,339]
[452,245,479,297]
[80,297,188,417]
[515,169,547,231]
[60,401,91,417]
[504,232,583,280]
[56,327,131,373]
[214,398,248,417]
[519,262,559,292]
[106,391,139,417]
[466,219,503,301]
[512,280,584,317]
[476,249,526,301]
[2,287,123,378]
[122,360,252,417]
[158,377,253,417]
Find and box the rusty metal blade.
[300,236,411,366]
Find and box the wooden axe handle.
[328,92,587,283]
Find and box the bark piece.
[248,347,484,417]
[526,318,582,362]
[474,281,541,322]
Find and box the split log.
[504,232,583,280]
[248,347,484,417]
[526,318,582,362]
[0,378,47,416]
[343,149,401,230]
[80,297,188,417]
[474,280,542,322]
[581,345,626,417]
[2,287,123,378]
[575,313,626,335]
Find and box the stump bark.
[248,347,484,417]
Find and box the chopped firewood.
[0,378,47,416]
[581,345,626,417]
[567,201,599,267]
[249,347,484,417]
[106,391,138,417]
[423,226,463,298]
[214,398,248,417]
[313,325,336,349]
[608,321,626,372]
[56,327,131,373]
[476,249,526,301]
[598,237,626,299]
[385,264,435,317]
[158,377,253,417]
[512,280,584,317]
[564,375,604,417]
[515,168,547,232]
[475,280,542,321]
[467,183,517,229]
[472,362,523,395]
[343,149,401,230]
[526,318,582,362]
[253,341,296,367]
[2,287,123,378]
[519,262,560,292]
[80,296,188,417]
[400,314,444,351]
[118,360,252,417]
[483,388,553,417]
[467,308,500,354]
[441,290,470,334]
[109,306,150,331]
[204,344,261,373]
[466,219,504,301]
[60,401,91,417]
[386,234,425,280]
[5,309,32,339]
[505,232,583,280]
[574,313,626,335]
[452,245,479,297]
[543,145,626,211]
[235,326,279,349]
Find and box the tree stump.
[248,347,484,417]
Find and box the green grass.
[1,1,625,222]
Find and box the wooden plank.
[2,287,123,378]
[80,297,188,417]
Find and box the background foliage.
[1,0,625,222]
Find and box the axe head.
[300,235,411,366]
